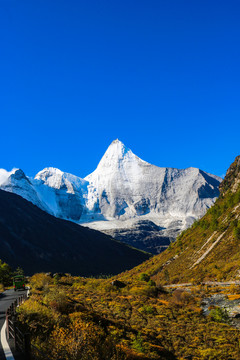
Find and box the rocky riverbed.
[202,293,240,328]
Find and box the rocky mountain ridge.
[0,140,222,253]
[219,155,240,195]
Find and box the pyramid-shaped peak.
[111,138,124,145]
[98,139,135,165]
[84,140,152,181]
[84,140,150,177]
[110,138,127,149]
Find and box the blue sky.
[0,0,239,179]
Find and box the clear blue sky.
[0,0,239,179]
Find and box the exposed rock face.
[102,220,174,255]
[0,140,222,253]
[219,155,240,195]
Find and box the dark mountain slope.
[0,189,150,275]
[117,155,240,284]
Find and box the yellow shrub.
[229,284,240,294]
[17,299,56,337]
[129,285,157,297]
[30,273,53,291]
[43,288,70,313]
[49,318,122,360]
[228,294,240,301]
[158,299,169,305]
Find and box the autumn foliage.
[16,272,240,360]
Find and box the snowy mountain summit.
[85,139,221,221]
[85,139,151,218]
[93,139,148,169]
[0,140,222,253]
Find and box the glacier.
[0,139,222,253]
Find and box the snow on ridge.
[35,167,88,193]
[0,168,16,185]
[83,141,221,222]
[86,139,149,175]
[0,139,222,229]
[0,168,24,185]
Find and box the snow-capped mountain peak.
[85,140,149,184]
[0,167,48,212]
[35,167,88,193]
[0,140,222,252]
[35,167,66,189]
[105,139,132,160]
[98,139,132,166]
[0,168,29,185]
[32,167,89,221]
[83,140,221,222]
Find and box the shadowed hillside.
[0,189,150,276]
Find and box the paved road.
[0,289,27,360]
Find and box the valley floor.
[16,274,240,360]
